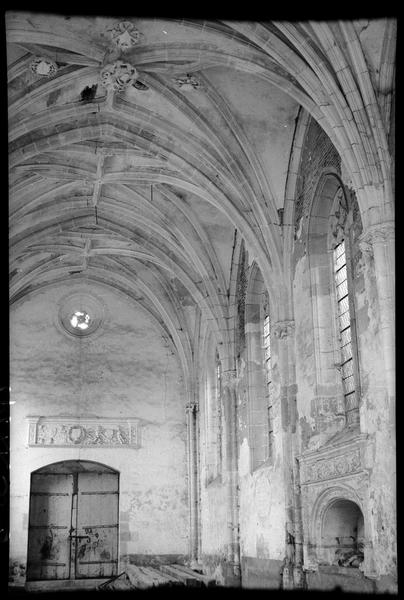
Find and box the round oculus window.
[70,310,91,330]
[57,292,105,338]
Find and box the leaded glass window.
[333,240,356,406]
[263,312,274,459]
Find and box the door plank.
[75,472,119,579]
[27,474,73,581]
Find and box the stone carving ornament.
[100,60,138,91]
[28,417,140,448]
[30,56,58,77]
[304,449,361,483]
[273,320,295,339]
[108,20,141,50]
[174,74,200,90]
[329,188,348,246]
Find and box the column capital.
[273,320,295,339]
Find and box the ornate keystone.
[108,21,141,50]
[174,74,200,91]
[30,56,58,78]
[273,320,295,339]
[100,60,137,92]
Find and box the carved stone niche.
[27,416,141,448]
[298,431,375,578]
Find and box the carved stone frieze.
[100,60,137,91]
[299,431,369,486]
[303,449,361,483]
[30,56,58,78]
[27,416,140,448]
[108,21,141,50]
[273,320,295,339]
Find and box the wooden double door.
[27,463,119,581]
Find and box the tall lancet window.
[330,188,360,426]
[263,307,274,460]
[333,241,355,405]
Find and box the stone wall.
[236,269,286,585]
[290,118,396,590]
[9,282,189,584]
[197,252,287,588]
[160,116,396,593]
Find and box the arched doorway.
[26,460,119,582]
[321,499,364,568]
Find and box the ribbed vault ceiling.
[8,13,393,375]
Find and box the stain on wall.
[9,282,189,580]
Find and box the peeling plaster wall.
[237,341,286,566]
[197,252,288,587]
[6,14,396,594]
[291,119,396,587]
[198,365,228,566]
[293,253,317,449]
[351,212,397,577]
[198,420,229,584]
[9,283,189,581]
[238,458,285,561]
[199,483,228,555]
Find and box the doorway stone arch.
[302,481,375,576]
[27,460,119,584]
[310,485,364,566]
